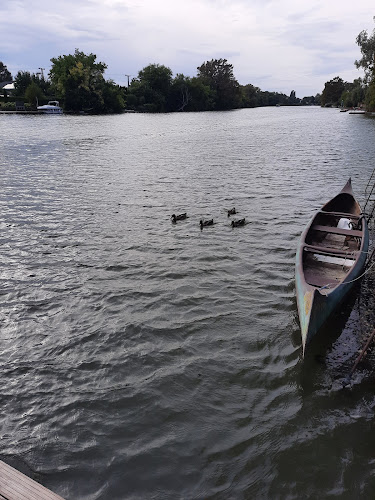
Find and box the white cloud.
[1,0,374,96]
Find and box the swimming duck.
[231,218,245,228]
[171,213,187,223]
[200,219,214,229]
[227,207,236,217]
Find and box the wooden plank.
[312,224,363,238]
[0,461,64,500]
[303,244,358,258]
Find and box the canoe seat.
[311,224,362,238]
[303,244,359,258]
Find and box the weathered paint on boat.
[295,179,369,356]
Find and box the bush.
[0,101,16,110]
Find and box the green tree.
[50,49,122,113]
[289,90,300,105]
[355,18,375,110]
[127,79,164,112]
[186,77,215,111]
[365,81,375,111]
[301,96,316,105]
[240,84,259,108]
[102,80,125,113]
[321,76,345,106]
[128,64,173,112]
[25,82,44,109]
[35,75,52,96]
[197,58,241,110]
[14,71,32,95]
[355,17,375,83]
[341,78,365,108]
[138,64,172,95]
[14,71,51,97]
[168,74,214,111]
[0,62,12,82]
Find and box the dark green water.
[0,107,375,499]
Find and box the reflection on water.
[0,108,375,499]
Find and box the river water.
[1,107,375,499]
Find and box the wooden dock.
[0,461,64,500]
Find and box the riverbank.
[0,110,43,114]
[0,109,138,115]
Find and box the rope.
[357,248,375,255]
[341,253,349,270]
[318,259,375,291]
[341,260,375,285]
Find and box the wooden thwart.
[312,224,363,238]
[0,461,64,500]
[303,244,358,258]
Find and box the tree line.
[320,17,375,110]
[0,51,318,114]
[1,16,374,114]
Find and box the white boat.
[37,101,63,114]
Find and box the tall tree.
[240,84,259,108]
[197,58,241,110]
[129,64,173,112]
[321,76,345,106]
[365,81,375,111]
[14,71,51,96]
[341,78,366,108]
[355,18,375,111]
[355,17,375,83]
[50,49,109,112]
[289,90,299,104]
[137,64,172,95]
[0,62,12,82]
[169,74,191,111]
[25,82,44,109]
[14,71,32,95]
[169,74,215,111]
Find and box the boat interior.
[302,209,364,293]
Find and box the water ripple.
[1,108,375,499]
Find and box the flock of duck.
[171,208,246,229]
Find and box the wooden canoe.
[295,178,369,356]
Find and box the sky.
[1,0,374,97]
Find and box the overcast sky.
[1,0,374,97]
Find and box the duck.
[171,213,187,223]
[231,218,246,228]
[227,207,236,217]
[200,219,214,229]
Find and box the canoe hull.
[296,246,368,354]
[295,178,369,355]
